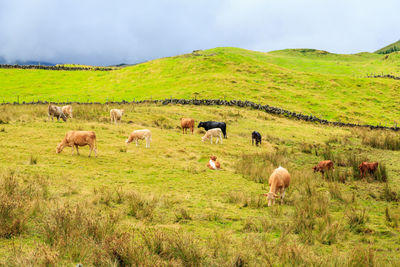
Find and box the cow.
[207,156,221,170]
[263,166,291,207]
[198,121,227,138]
[56,131,97,157]
[252,131,262,146]
[201,128,223,144]
[126,129,152,148]
[312,160,334,176]
[110,109,124,124]
[180,118,195,134]
[358,162,378,178]
[48,104,67,122]
[62,105,73,119]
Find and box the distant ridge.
[375,40,400,54]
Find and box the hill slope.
[1,47,400,125]
[375,40,400,54]
[0,104,399,265]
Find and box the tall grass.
[235,149,288,183]
[359,129,400,150]
[0,170,47,238]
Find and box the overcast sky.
[0,0,398,65]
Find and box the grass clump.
[235,149,288,183]
[0,170,47,238]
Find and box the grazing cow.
[207,156,221,170]
[110,109,124,124]
[252,131,262,146]
[56,131,97,157]
[126,129,152,148]
[358,162,378,178]
[48,104,67,122]
[201,128,223,144]
[313,160,334,176]
[263,166,291,207]
[198,121,227,138]
[62,105,73,118]
[180,118,195,134]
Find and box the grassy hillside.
[0,104,399,265]
[1,47,400,125]
[375,40,400,54]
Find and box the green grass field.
[1,47,400,125]
[0,103,399,265]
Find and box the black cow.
[198,121,227,138]
[252,131,261,146]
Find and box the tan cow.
[126,129,152,148]
[56,131,97,157]
[263,166,291,207]
[110,109,124,124]
[62,105,73,118]
[180,118,195,134]
[201,128,223,144]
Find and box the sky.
[0,0,398,66]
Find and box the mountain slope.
[375,40,400,54]
[1,47,400,125]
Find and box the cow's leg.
[71,146,74,155]
[191,127,193,134]
[252,138,254,145]
[281,189,286,204]
[136,140,138,147]
[88,146,92,157]
[75,145,80,155]
[210,137,213,144]
[220,135,223,144]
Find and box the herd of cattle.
[48,104,382,207]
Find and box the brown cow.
[207,156,221,170]
[358,162,378,178]
[180,118,195,134]
[313,160,334,176]
[56,131,97,157]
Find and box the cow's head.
[197,122,204,128]
[263,192,278,207]
[60,113,67,122]
[210,156,217,161]
[56,142,64,153]
[201,135,207,142]
[121,109,124,115]
[312,166,319,172]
